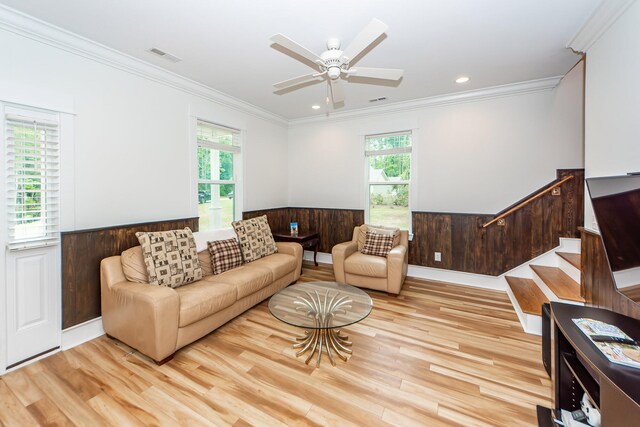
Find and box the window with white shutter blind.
[4,109,60,249]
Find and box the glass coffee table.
[268,281,373,367]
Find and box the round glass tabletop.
[268,281,373,330]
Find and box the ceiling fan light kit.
[271,18,404,108]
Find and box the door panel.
[6,246,60,366]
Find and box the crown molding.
[0,5,288,126]
[567,0,635,53]
[288,76,562,127]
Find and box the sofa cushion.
[204,265,273,299]
[248,253,297,280]
[175,281,237,327]
[231,215,278,263]
[135,228,203,288]
[208,238,244,275]
[344,252,388,278]
[198,250,213,277]
[357,224,400,252]
[121,246,148,283]
[361,230,395,257]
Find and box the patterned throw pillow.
[231,215,278,263]
[357,224,400,251]
[135,228,203,288]
[361,230,395,257]
[207,238,243,275]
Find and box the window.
[365,131,412,231]
[4,107,60,249]
[196,120,241,230]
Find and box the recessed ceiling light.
[311,105,321,110]
[456,76,470,84]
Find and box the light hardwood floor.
[0,263,551,426]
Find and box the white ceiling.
[0,0,601,120]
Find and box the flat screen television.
[586,174,640,301]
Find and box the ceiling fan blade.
[348,67,404,81]
[274,73,323,90]
[270,33,324,66]
[330,79,344,104]
[341,18,388,63]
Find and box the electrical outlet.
[434,252,441,262]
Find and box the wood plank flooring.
[0,263,551,426]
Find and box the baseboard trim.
[61,317,105,351]
[304,250,507,292]
[303,250,333,265]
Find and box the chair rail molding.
[567,0,636,53]
[0,5,287,126]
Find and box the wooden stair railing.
[482,175,574,228]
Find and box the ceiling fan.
[270,18,404,107]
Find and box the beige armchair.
[332,225,409,295]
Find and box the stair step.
[530,265,584,302]
[556,251,581,269]
[506,276,550,316]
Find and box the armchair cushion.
[344,252,388,278]
[361,230,395,257]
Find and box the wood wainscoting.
[409,169,584,276]
[243,207,364,254]
[581,228,640,319]
[245,169,582,277]
[61,217,199,329]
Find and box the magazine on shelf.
[573,318,640,369]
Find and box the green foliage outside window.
[13,125,45,225]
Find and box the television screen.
[587,174,640,298]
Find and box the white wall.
[0,29,289,232]
[583,1,640,229]
[288,67,584,214]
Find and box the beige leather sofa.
[100,238,302,363]
[332,225,408,295]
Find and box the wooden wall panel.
[242,208,290,232]
[408,169,584,276]
[244,170,583,277]
[243,207,364,253]
[581,228,640,320]
[61,217,198,329]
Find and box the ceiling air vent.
[148,48,182,63]
[369,97,387,103]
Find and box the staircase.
[504,238,583,335]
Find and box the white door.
[2,104,62,369]
[5,246,60,367]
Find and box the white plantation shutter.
[5,111,60,249]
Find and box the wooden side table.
[272,230,319,270]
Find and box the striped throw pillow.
[361,230,395,257]
[208,238,243,275]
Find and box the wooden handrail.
[482,175,574,228]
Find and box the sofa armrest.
[276,242,303,280]
[387,245,408,295]
[101,259,180,362]
[332,241,358,283]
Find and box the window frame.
[194,119,243,231]
[364,130,414,236]
[3,104,61,250]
